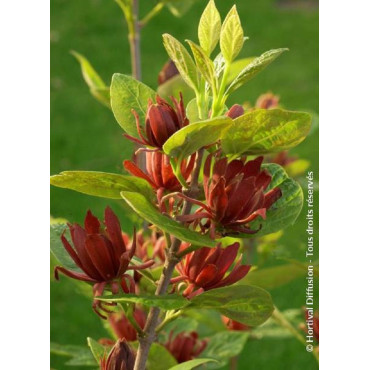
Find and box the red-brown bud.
[226,104,244,119]
[102,339,135,370]
[222,316,251,331]
[108,309,146,342]
[255,92,280,109]
[158,60,179,85]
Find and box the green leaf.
[185,98,201,123]
[71,51,110,108]
[248,163,303,237]
[50,171,153,200]
[201,331,249,369]
[220,6,244,63]
[161,317,199,337]
[221,109,312,156]
[157,74,195,106]
[227,57,255,84]
[50,223,80,272]
[110,73,156,138]
[163,34,199,92]
[163,116,233,158]
[87,337,106,364]
[226,48,288,94]
[169,358,218,370]
[198,0,221,56]
[188,285,274,327]
[166,0,194,18]
[50,342,97,366]
[186,40,215,88]
[146,343,178,370]
[98,293,189,310]
[120,191,217,247]
[242,263,307,290]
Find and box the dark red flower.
[108,309,146,342]
[178,155,282,238]
[158,60,179,85]
[226,104,245,119]
[54,207,154,318]
[255,92,279,110]
[124,95,188,149]
[222,316,251,331]
[165,331,207,363]
[271,150,297,167]
[101,339,135,370]
[174,243,250,298]
[124,152,195,193]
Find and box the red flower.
[222,316,251,331]
[54,207,154,318]
[271,150,297,167]
[124,152,195,193]
[226,104,245,119]
[178,155,282,238]
[158,60,179,85]
[124,95,188,149]
[100,339,135,370]
[255,92,280,109]
[165,331,207,363]
[174,243,251,298]
[108,309,146,342]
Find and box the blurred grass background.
[51,0,318,368]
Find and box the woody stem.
[133,148,204,370]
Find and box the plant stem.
[139,2,164,28]
[230,356,238,370]
[128,0,141,80]
[133,148,205,370]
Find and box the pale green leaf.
[198,0,221,55]
[157,74,195,106]
[50,342,97,366]
[169,358,218,370]
[110,73,156,138]
[87,337,106,364]
[120,191,217,247]
[163,116,233,158]
[98,293,189,310]
[220,6,244,63]
[163,34,199,92]
[221,109,312,156]
[226,48,288,94]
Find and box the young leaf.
[110,73,156,138]
[168,359,218,370]
[87,337,106,364]
[163,116,233,158]
[198,0,221,56]
[187,285,274,327]
[227,57,255,83]
[201,331,249,369]
[163,34,199,93]
[50,171,153,200]
[120,191,217,247]
[145,343,178,370]
[186,40,215,88]
[157,74,195,106]
[71,51,110,108]
[50,342,97,366]
[220,6,244,63]
[221,109,312,156]
[226,48,288,94]
[98,293,190,310]
[247,163,304,237]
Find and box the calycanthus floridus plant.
[51,1,315,369]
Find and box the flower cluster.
[108,309,146,342]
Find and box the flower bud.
[103,339,135,370]
[226,104,244,119]
[158,60,179,85]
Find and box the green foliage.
[188,285,274,327]
[110,73,156,138]
[87,337,106,364]
[169,358,218,370]
[201,331,249,369]
[226,48,288,95]
[71,50,110,108]
[166,0,195,18]
[50,171,153,200]
[198,0,221,56]
[120,191,217,247]
[163,116,233,158]
[222,109,312,156]
[163,34,199,93]
[226,57,256,83]
[50,223,79,272]
[248,163,304,237]
[220,6,244,63]
[98,292,188,310]
[50,342,97,366]
[157,74,194,106]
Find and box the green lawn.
[51,0,318,368]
